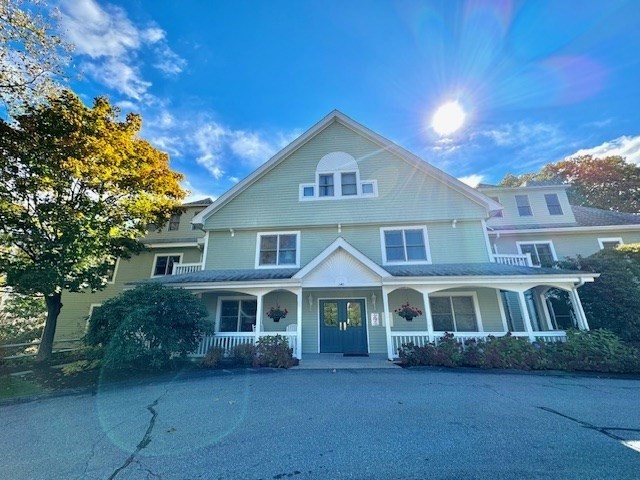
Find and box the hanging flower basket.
[394,303,423,321]
[266,305,288,322]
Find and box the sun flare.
[432,101,466,136]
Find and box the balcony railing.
[491,253,533,267]
[172,262,203,275]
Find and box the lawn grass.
[0,375,45,399]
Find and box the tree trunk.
[35,292,63,363]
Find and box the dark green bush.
[200,346,225,369]
[232,343,256,366]
[85,284,212,370]
[253,335,297,368]
[399,330,640,373]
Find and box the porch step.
[293,354,400,370]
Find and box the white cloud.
[568,135,640,165]
[182,180,215,204]
[192,122,228,179]
[230,131,277,165]
[60,0,186,99]
[474,122,560,147]
[457,174,484,188]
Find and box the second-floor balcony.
[491,253,533,267]
[172,262,203,275]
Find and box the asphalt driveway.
[1,368,639,479]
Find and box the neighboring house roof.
[488,205,640,231]
[183,198,214,207]
[192,110,502,225]
[571,205,640,227]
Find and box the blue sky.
[58,0,640,201]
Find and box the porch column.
[296,288,303,359]
[254,292,264,343]
[570,287,590,330]
[517,290,536,341]
[419,289,434,343]
[382,286,393,360]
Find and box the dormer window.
[515,195,532,216]
[544,193,563,215]
[300,151,378,201]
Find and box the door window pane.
[323,302,338,326]
[346,302,362,327]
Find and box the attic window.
[299,151,378,201]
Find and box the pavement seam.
[537,406,640,442]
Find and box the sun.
[431,101,466,136]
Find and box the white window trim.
[106,258,120,284]
[86,303,102,332]
[598,237,624,250]
[299,173,378,201]
[255,231,301,269]
[516,241,557,267]
[380,226,432,265]
[150,252,183,278]
[215,296,257,333]
[428,291,484,332]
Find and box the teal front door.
[319,299,368,354]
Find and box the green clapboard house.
[56,111,640,359]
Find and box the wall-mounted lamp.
[451,219,457,229]
[338,224,342,233]
[371,293,377,310]
[230,228,235,237]
[308,294,313,311]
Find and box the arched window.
[299,152,377,200]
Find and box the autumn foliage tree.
[500,155,640,213]
[0,91,185,361]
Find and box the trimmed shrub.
[253,335,297,368]
[85,284,212,370]
[200,347,226,369]
[232,343,256,367]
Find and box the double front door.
[319,299,368,354]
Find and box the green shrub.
[547,329,640,373]
[232,343,256,366]
[61,359,101,375]
[200,347,226,369]
[482,334,542,370]
[85,284,212,370]
[253,335,297,368]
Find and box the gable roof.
[572,205,640,227]
[192,110,502,225]
[183,198,214,207]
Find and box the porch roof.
[142,262,589,287]
[383,263,582,277]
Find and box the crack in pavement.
[107,394,164,480]
[76,418,131,480]
[538,406,640,442]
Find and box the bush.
[85,284,212,370]
[399,330,640,373]
[232,343,256,366]
[253,335,297,368]
[61,359,101,376]
[200,347,225,369]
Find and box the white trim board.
[597,237,624,249]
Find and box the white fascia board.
[192,110,502,225]
[382,273,599,286]
[151,279,301,290]
[293,237,390,279]
[487,224,640,235]
[145,242,199,248]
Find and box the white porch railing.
[191,332,299,359]
[390,330,566,357]
[172,262,203,275]
[491,253,533,267]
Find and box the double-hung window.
[341,172,357,196]
[318,174,334,197]
[219,299,257,332]
[168,214,181,231]
[515,195,532,216]
[517,242,556,267]
[430,295,479,332]
[257,232,299,267]
[153,254,181,276]
[382,227,429,264]
[544,194,563,215]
